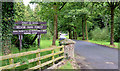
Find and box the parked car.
[59,33,66,46]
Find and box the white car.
[59,34,66,41]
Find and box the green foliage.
[17,57,29,65]
[11,35,36,49]
[24,5,35,21]
[114,12,120,42]
[2,2,14,55]
[90,27,110,41]
[14,2,25,21]
[59,61,73,69]
[41,34,52,40]
[88,40,119,48]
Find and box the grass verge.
[58,61,73,69]
[88,40,119,49]
[77,37,119,49]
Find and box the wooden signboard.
[13,30,47,34]
[15,21,46,24]
[13,26,47,29]
[13,21,47,51]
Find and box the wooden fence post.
[9,54,14,71]
[36,50,41,70]
[52,49,55,65]
[62,46,64,56]
[9,58,14,64]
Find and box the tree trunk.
[52,4,57,45]
[68,29,72,39]
[56,27,58,39]
[56,10,58,39]
[85,16,88,40]
[73,30,75,39]
[74,27,77,40]
[110,7,114,45]
[75,32,77,40]
[82,18,85,40]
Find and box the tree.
[52,3,57,45]
[24,4,34,21]
[34,4,41,21]
[52,2,67,45]
[14,2,25,21]
[107,2,120,45]
[82,18,85,40]
[85,15,88,40]
[30,2,67,45]
[56,2,67,39]
[2,2,14,55]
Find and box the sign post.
[13,21,47,51]
[37,24,41,48]
[38,34,41,48]
[19,35,23,50]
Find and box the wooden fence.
[0,45,64,71]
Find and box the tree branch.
[114,2,120,8]
[59,2,67,11]
[108,2,111,6]
[30,34,38,45]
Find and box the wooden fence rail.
[0,45,64,70]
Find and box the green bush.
[90,27,110,41]
[11,34,37,49]
[41,32,52,40]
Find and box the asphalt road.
[74,40,118,69]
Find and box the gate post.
[60,39,75,59]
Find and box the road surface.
[74,40,118,69]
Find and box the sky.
[23,0,36,10]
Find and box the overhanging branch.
[59,2,67,11]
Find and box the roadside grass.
[11,40,59,54]
[1,40,60,69]
[77,37,83,40]
[77,37,119,49]
[65,35,69,39]
[88,40,119,49]
[58,61,73,69]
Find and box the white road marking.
[105,62,114,64]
